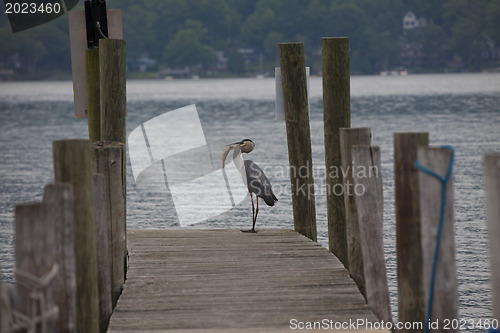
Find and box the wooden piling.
[352,145,393,324]
[484,152,500,321]
[86,49,100,143]
[322,37,351,264]
[42,183,77,333]
[417,147,458,332]
[52,139,100,333]
[339,128,371,297]
[14,203,57,332]
[93,142,127,307]
[93,174,113,332]
[100,39,127,144]
[394,132,429,332]
[99,39,127,248]
[278,42,317,241]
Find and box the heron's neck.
[233,150,245,172]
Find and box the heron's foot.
[241,228,257,233]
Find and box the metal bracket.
[84,0,108,49]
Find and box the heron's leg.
[250,192,255,223]
[242,193,257,233]
[253,196,259,231]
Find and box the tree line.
[0,0,499,78]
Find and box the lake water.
[1,73,499,327]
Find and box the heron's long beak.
[225,141,243,147]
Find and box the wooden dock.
[107,229,388,332]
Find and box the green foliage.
[0,0,498,77]
[163,27,216,68]
[227,48,245,74]
[419,24,448,68]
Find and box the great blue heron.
[222,139,278,233]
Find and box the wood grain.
[484,152,500,322]
[107,229,387,332]
[352,146,392,324]
[339,128,371,297]
[322,37,351,265]
[93,142,127,307]
[94,174,112,332]
[14,203,57,332]
[100,39,127,144]
[279,43,317,241]
[393,132,428,332]
[52,139,100,333]
[418,147,458,333]
[43,183,77,333]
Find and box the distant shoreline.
[2,67,499,82]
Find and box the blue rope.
[415,145,455,333]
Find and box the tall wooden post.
[43,183,77,333]
[352,145,392,324]
[322,37,351,264]
[99,39,127,260]
[394,132,429,332]
[278,42,317,241]
[484,152,500,322]
[418,147,458,332]
[339,128,371,297]
[86,49,100,143]
[100,39,127,144]
[93,142,126,307]
[53,139,100,333]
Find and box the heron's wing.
[244,160,278,206]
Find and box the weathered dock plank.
[107,229,388,332]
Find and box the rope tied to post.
[12,263,59,333]
[415,145,455,333]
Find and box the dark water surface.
[1,74,499,327]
